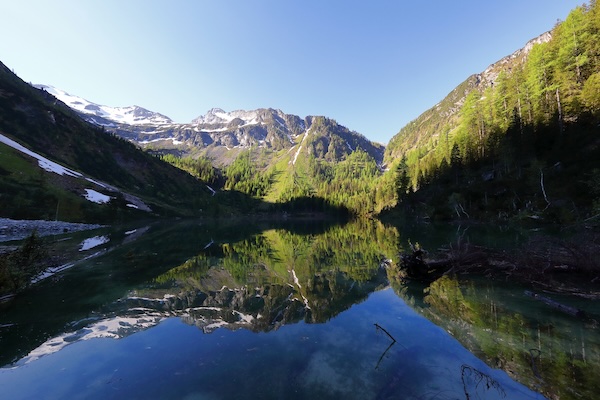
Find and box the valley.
[1,2,599,399]
[12,3,600,228]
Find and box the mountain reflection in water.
[0,218,596,399]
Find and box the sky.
[0,1,585,144]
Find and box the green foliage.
[274,148,391,215]
[0,62,228,220]
[384,3,600,222]
[224,150,273,197]
[161,154,221,185]
[580,71,600,111]
[410,274,600,400]
[153,218,400,322]
[395,157,410,202]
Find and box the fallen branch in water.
[375,341,395,370]
[374,323,396,343]
[524,290,586,318]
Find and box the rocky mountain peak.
[34,84,384,165]
[479,31,553,87]
[33,84,173,126]
[192,108,266,126]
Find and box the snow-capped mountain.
[192,108,260,125]
[34,84,173,126]
[191,107,294,128]
[36,84,384,165]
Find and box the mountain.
[36,85,384,166]
[34,84,173,126]
[30,85,389,214]
[382,3,600,223]
[0,61,234,222]
[384,31,553,164]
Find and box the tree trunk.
[517,97,524,135]
[556,88,564,133]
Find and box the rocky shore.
[0,218,104,243]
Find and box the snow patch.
[232,310,254,323]
[193,108,260,125]
[203,321,228,332]
[79,235,109,251]
[292,145,302,165]
[290,127,311,165]
[85,178,107,188]
[199,127,229,133]
[31,263,75,284]
[84,189,111,204]
[291,269,301,289]
[0,133,81,178]
[139,137,183,145]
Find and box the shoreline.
[0,218,105,243]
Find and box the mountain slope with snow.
[35,85,384,166]
[34,84,173,126]
[0,62,226,222]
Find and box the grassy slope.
[0,142,94,221]
[263,137,305,204]
[0,61,243,221]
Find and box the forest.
[385,2,600,223]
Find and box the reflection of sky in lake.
[0,289,543,400]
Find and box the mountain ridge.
[385,31,553,164]
[34,30,554,172]
[36,84,384,166]
[4,12,583,220]
[34,84,173,126]
[0,62,233,222]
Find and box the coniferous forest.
[383,2,600,223]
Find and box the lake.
[0,218,598,399]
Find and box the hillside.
[384,31,553,177]
[383,3,600,224]
[37,84,388,215]
[0,62,231,222]
[6,4,597,223]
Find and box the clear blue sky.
[1,1,585,144]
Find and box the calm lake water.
[0,218,598,399]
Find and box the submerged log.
[400,246,451,282]
[524,290,586,318]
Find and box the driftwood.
[374,323,397,370]
[374,323,397,343]
[396,233,600,301]
[400,241,490,282]
[524,290,586,318]
[399,241,454,282]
